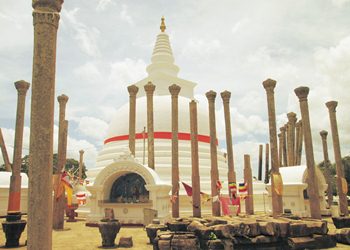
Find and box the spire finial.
[160,16,166,32]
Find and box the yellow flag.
[273,173,283,195]
[64,183,73,206]
[341,177,348,195]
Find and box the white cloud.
[120,4,133,25]
[96,0,113,11]
[62,8,101,57]
[181,38,222,58]
[76,116,108,141]
[331,0,350,7]
[231,18,249,34]
[74,61,102,83]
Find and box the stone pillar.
[262,79,283,217]
[220,91,237,195]
[320,130,333,208]
[189,100,201,217]
[258,144,263,181]
[294,87,321,219]
[0,128,12,172]
[278,133,283,168]
[169,84,181,218]
[144,82,156,169]
[244,154,254,215]
[28,1,63,248]
[286,112,297,166]
[79,150,84,179]
[52,120,68,230]
[264,143,270,184]
[127,85,139,156]
[53,94,68,230]
[280,125,288,167]
[295,120,303,165]
[206,90,221,217]
[326,101,348,216]
[7,80,30,213]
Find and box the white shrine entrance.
[87,151,171,225]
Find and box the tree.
[0,153,88,179]
[318,154,350,196]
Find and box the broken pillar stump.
[118,236,133,248]
[332,216,350,229]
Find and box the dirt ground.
[1,216,349,249]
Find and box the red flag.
[216,180,222,190]
[219,197,231,215]
[182,182,193,196]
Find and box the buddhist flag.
[239,182,248,199]
[216,180,223,190]
[341,177,348,195]
[272,173,283,195]
[219,197,231,215]
[61,171,73,206]
[181,182,211,203]
[228,182,237,192]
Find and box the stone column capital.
[169,84,181,96]
[79,150,84,155]
[320,130,328,139]
[127,85,139,96]
[32,0,64,12]
[220,90,231,103]
[205,90,217,101]
[294,86,309,101]
[296,120,302,128]
[287,112,297,123]
[326,101,338,112]
[32,10,61,28]
[57,94,69,105]
[262,78,277,92]
[14,80,30,95]
[280,126,286,133]
[144,82,155,95]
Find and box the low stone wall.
[146,215,341,249]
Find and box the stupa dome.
[89,18,228,195]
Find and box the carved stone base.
[2,215,27,248]
[98,220,121,248]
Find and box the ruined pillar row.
[258,144,263,181]
[280,125,288,167]
[286,112,297,166]
[262,79,283,217]
[320,130,333,208]
[8,80,30,213]
[206,90,221,217]
[53,94,68,230]
[0,128,12,172]
[294,86,321,219]
[190,100,201,218]
[52,120,68,230]
[220,91,236,194]
[278,133,283,168]
[264,143,270,184]
[244,154,254,215]
[144,82,156,169]
[79,150,84,179]
[28,1,63,248]
[169,84,181,218]
[295,120,303,165]
[127,85,139,156]
[326,101,348,216]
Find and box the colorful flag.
[64,184,73,206]
[216,180,222,190]
[272,173,283,195]
[201,193,211,203]
[228,182,237,192]
[219,197,231,215]
[239,182,248,200]
[182,182,211,203]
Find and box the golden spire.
[160,16,166,32]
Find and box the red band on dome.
[104,132,218,145]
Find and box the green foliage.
[318,155,350,196]
[0,153,88,179]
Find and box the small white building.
[266,165,329,217]
[87,150,171,224]
[0,172,28,215]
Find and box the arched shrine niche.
[110,173,149,203]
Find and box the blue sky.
[1,0,350,178]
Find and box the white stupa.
[86,18,229,224]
